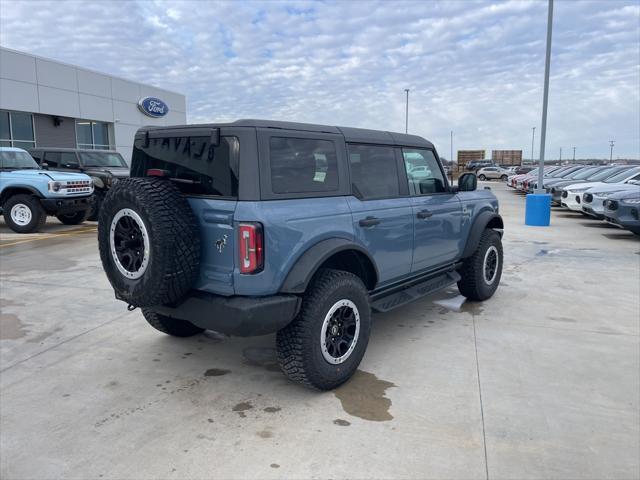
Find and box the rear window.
[269,137,339,194]
[131,136,239,197]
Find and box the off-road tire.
[98,177,200,308]
[457,229,503,301]
[276,269,371,390]
[87,190,105,221]
[478,174,486,181]
[3,194,46,233]
[56,210,88,225]
[141,309,204,337]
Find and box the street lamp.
[404,89,409,134]
[559,147,562,163]
[531,127,536,164]
[609,140,615,162]
[572,146,576,163]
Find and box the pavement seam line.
[0,278,113,292]
[0,227,97,248]
[473,313,490,480]
[0,312,129,374]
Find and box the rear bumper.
[40,195,93,215]
[152,291,301,337]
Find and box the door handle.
[359,216,380,227]
[417,209,433,219]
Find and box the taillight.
[239,223,264,274]
[147,168,169,177]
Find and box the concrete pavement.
[1,182,638,479]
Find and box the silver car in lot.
[549,166,630,204]
[582,178,640,219]
[477,166,511,181]
[603,189,640,235]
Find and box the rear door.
[130,126,245,295]
[402,148,462,272]
[346,144,413,285]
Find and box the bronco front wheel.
[276,269,371,390]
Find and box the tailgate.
[188,198,237,296]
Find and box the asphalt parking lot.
[1,181,638,480]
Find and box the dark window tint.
[131,136,239,197]
[349,144,399,199]
[0,111,9,140]
[403,148,447,194]
[79,152,126,168]
[43,152,61,168]
[30,150,42,163]
[10,112,34,141]
[269,137,339,194]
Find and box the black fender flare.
[0,185,43,205]
[462,210,504,258]
[280,238,379,294]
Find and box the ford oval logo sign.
[138,97,169,118]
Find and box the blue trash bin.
[525,194,551,226]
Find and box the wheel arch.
[280,238,379,294]
[462,210,504,259]
[0,186,43,206]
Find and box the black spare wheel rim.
[110,208,149,279]
[320,299,360,364]
[98,177,200,308]
[483,245,499,285]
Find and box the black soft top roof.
[137,119,434,149]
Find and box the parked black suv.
[466,160,494,171]
[30,148,129,220]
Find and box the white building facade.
[0,46,186,163]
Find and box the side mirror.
[458,173,477,192]
[41,162,49,170]
[64,163,79,169]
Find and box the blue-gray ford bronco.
[98,120,503,390]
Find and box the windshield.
[587,167,624,181]
[569,167,600,180]
[79,152,126,168]
[604,167,640,183]
[0,150,39,170]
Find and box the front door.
[346,143,413,285]
[402,148,462,272]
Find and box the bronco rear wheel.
[98,177,200,307]
[276,269,371,390]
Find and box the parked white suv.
[477,166,511,181]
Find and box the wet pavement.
[1,183,638,479]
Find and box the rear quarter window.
[269,137,339,194]
[131,136,239,197]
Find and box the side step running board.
[371,271,461,313]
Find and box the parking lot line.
[0,226,97,248]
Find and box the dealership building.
[0,46,186,163]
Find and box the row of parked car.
[0,146,129,233]
[505,164,640,235]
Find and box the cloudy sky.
[1,0,638,159]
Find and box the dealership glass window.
[348,144,399,199]
[269,137,339,194]
[0,110,35,149]
[76,120,111,149]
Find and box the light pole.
[572,146,576,163]
[404,89,409,134]
[450,130,454,184]
[535,0,553,195]
[609,140,615,162]
[531,127,536,164]
[559,147,562,163]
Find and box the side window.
[30,151,42,164]
[403,148,447,195]
[43,152,60,168]
[348,144,399,200]
[60,152,78,167]
[269,137,338,194]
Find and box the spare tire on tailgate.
[98,177,200,308]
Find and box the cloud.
[1,0,638,159]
